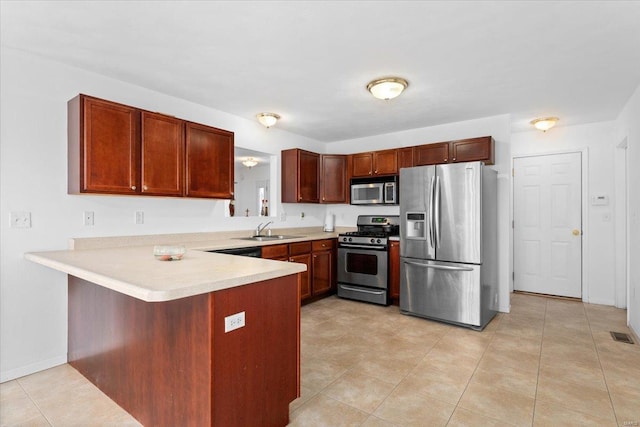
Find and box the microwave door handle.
[434,175,441,248]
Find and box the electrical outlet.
[135,211,144,224]
[83,211,94,226]
[224,311,245,333]
[11,212,31,228]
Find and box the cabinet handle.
[143,185,148,191]
[369,171,372,175]
[452,158,456,161]
[374,170,378,174]
[289,258,294,262]
[131,186,136,190]
[444,158,447,162]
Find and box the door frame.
[614,137,629,311]
[511,148,589,301]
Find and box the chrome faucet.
[256,221,273,236]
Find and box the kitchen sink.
[235,235,304,242]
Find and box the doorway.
[513,152,583,298]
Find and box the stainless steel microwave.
[350,176,398,205]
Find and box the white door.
[513,152,582,298]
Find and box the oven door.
[337,245,388,289]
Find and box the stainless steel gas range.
[337,215,400,305]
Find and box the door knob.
[572,229,581,236]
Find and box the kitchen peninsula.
[24,230,331,427]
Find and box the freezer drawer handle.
[339,285,386,295]
[404,261,474,272]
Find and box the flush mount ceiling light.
[256,112,280,128]
[366,77,409,100]
[242,157,258,168]
[530,117,559,132]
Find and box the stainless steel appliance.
[400,162,498,330]
[337,215,399,305]
[350,176,398,205]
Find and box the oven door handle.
[339,285,386,295]
[403,261,474,272]
[339,244,387,250]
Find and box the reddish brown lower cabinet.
[311,239,335,296]
[389,240,400,305]
[261,244,289,261]
[68,274,300,427]
[289,242,313,301]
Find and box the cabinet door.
[414,142,449,165]
[398,147,414,170]
[141,112,184,196]
[185,122,234,199]
[373,149,398,175]
[450,136,495,165]
[388,241,400,304]
[320,154,347,203]
[290,253,312,300]
[77,96,140,194]
[351,152,373,177]
[312,251,332,295]
[299,150,320,203]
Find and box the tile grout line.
[15,378,54,427]
[530,296,549,427]
[584,303,621,427]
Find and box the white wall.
[326,115,513,314]
[0,47,328,381]
[613,85,640,337]
[511,122,617,306]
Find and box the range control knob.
[370,238,375,243]
[348,237,353,242]
[377,239,381,244]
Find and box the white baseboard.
[0,355,67,383]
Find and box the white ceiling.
[2,1,639,142]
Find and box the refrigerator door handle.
[403,261,475,272]
[428,176,435,248]
[434,175,441,248]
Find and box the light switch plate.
[224,311,245,333]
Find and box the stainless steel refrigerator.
[399,161,498,330]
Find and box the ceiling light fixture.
[366,77,409,100]
[530,117,559,132]
[256,112,280,128]
[242,157,258,168]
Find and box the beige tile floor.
[1,293,639,426]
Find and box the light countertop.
[26,228,347,303]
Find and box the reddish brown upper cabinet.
[140,112,184,196]
[414,142,450,166]
[68,95,140,195]
[281,149,320,203]
[351,150,398,177]
[320,154,347,203]
[398,147,414,170]
[185,122,234,199]
[450,136,495,165]
[69,94,234,199]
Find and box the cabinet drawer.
[289,242,312,256]
[312,239,334,252]
[261,244,289,259]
